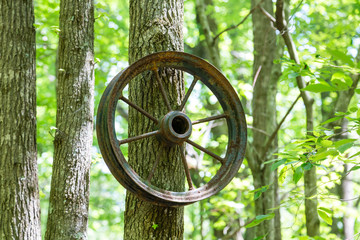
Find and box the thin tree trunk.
[195,0,221,68]
[342,164,355,239]
[272,35,285,240]
[0,1,41,239]
[124,1,185,239]
[268,0,319,236]
[247,0,278,239]
[45,0,94,239]
[329,49,360,239]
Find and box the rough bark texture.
[0,1,41,239]
[124,1,185,239]
[248,0,278,239]
[45,0,94,239]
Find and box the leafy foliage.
[34,0,360,239]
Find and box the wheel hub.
[158,111,192,145]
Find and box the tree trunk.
[45,0,94,239]
[272,37,285,240]
[247,0,278,239]
[342,164,355,239]
[124,1,185,239]
[270,0,319,236]
[0,1,41,239]
[329,49,360,239]
[195,0,221,68]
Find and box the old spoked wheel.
[96,51,247,207]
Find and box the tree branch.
[261,1,319,235]
[262,93,301,159]
[260,1,314,130]
[212,0,266,44]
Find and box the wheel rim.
[96,51,247,207]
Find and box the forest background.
[15,0,360,239]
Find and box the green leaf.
[318,209,332,225]
[152,223,158,230]
[213,219,226,229]
[271,159,286,171]
[338,143,354,153]
[355,88,360,94]
[319,207,333,214]
[331,72,353,90]
[245,213,275,228]
[298,236,310,240]
[334,111,347,116]
[253,185,269,200]
[327,49,354,67]
[320,116,343,125]
[334,139,356,148]
[349,107,358,113]
[320,139,332,147]
[288,72,299,78]
[350,165,360,172]
[349,151,360,159]
[254,191,262,200]
[293,166,303,184]
[312,149,338,161]
[302,162,313,171]
[302,83,336,93]
[279,166,288,185]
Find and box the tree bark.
[247,0,278,239]
[329,49,360,239]
[0,1,41,239]
[45,0,94,239]
[269,0,319,236]
[195,0,221,68]
[124,1,185,239]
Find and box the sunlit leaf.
[331,72,353,90]
[318,209,332,225]
[320,139,332,147]
[271,159,286,171]
[245,213,275,228]
[350,166,360,172]
[302,162,313,171]
[293,166,303,184]
[320,116,343,125]
[302,83,336,93]
[327,49,354,67]
[279,165,287,185]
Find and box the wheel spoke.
[192,113,227,125]
[147,147,163,183]
[120,96,158,124]
[186,139,225,164]
[153,68,172,112]
[118,130,159,145]
[178,76,198,111]
[180,144,194,190]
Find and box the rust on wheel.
[96,51,247,207]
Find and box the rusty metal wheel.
[96,51,247,207]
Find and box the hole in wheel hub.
[158,111,192,145]
[172,116,189,134]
